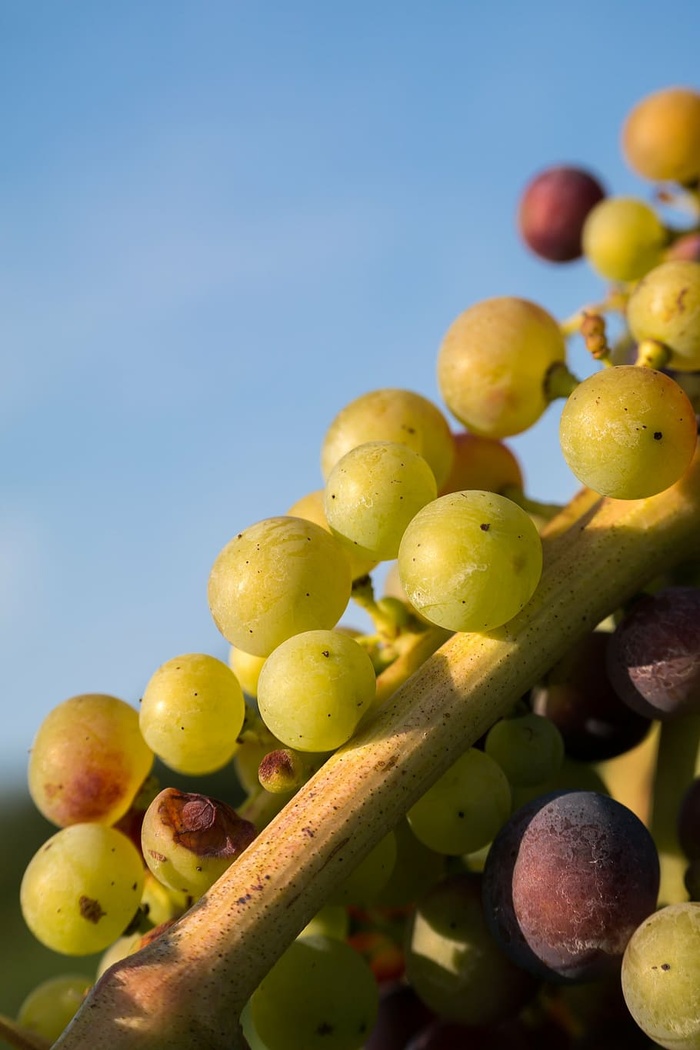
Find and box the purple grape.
[363,981,434,1050]
[517,166,606,262]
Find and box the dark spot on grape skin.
[480,523,491,531]
[79,895,106,924]
[654,432,662,440]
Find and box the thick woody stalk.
[53,460,700,1050]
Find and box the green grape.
[17,973,93,1043]
[228,645,267,699]
[249,935,378,1050]
[257,629,377,752]
[326,832,397,907]
[324,441,438,562]
[559,366,697,499]
[299,903,350,941]
[621,902,700,1050]
[375,818,445,907]
[139,653,246,775]
[287,489,376,581]
[208,516,353,657]
[28,693,154,828]
[140,868,191,927]
[627,260,700,371]
[622,86,700,185]
[407,747,511,855]
[581,196,666,282]
[97,930,143,978]
[436,296,566,438]
[320,387,455,489]
[397,490,543,633]
[484,711,565,787]
[20,823,145,955]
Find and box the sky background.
[2,1,699,789]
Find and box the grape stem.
[53,456,700,1050]
[0,1014,51,1050]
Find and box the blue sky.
[2,1,699,787]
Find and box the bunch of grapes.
[5,85,700,1050]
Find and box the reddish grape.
[518,165,606,262]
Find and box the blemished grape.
[581,197,666,282]
[482,790,660,982]
[518,165,606,262]
[139,653,246,775]
[398,490,543,633]
[606,587,700,719]
[405,872,539,1026]
[559,365,697,499]
[208,516,353,657]
[256,629,377,752]
[287,488,376,580]
[438,431,524,497]
[17,973,93,1043]
[622,86,700,185]
[621,902,700,1050]
[249,934,379,1050]
[484,711,564,788]
[20,823,145,955]
[407,747,511,855]
[679,778,700,862]
[436,296,566,438]
[324,441,438,562]
[28,693,154,828]
[626,260,700,371]
[320,388,455,489]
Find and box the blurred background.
[1,0,699,1030]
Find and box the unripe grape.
[17,974,93,1043]
[626,260,700,371]
[582,197,666,282]
[517,165,606,262]
[484,711,564,787]
[622,86,700,185]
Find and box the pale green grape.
[257,630,376,752]
[627,260,700,371]
[436,296,566,438]
[320,388,455,488]
[139,653,246,775]
[97,930,143,978]
[28,693,154,828]
[249,935,378,1050]
[299,904,350,941]
[397,491,543,633]
[484,711,565,787]
[208,516,352,657]
[407,747,511,855]
[20,823,145,955]
[287,489,376,580]
[326,832,397,907]
[17,973,93,1043]
[228,645,267,699]
[324,441,437,562]
[621,902,700,1050]
[582,196,666,282]
[559,366,697,499]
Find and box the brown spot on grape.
[654,432,662,440]
[79,896,106,924]
[480,523,491,531]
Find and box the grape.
[621,902,700,1050]
[139,653,246,775]
[397,490,543,633]
[27,693,154,828]
[299,904,349,942]
[17,973,93,1043]
[324,441,437,562]
[375,818,445,908]
[482,790,660,982]
[679,777,700,861]
[141,787,256,898]
[667,231,700,263]
[208,516,352,657]
[626,260,700,371]
[438,430,524,496]
[326,832,396,907]
[581,197,666,282]
[606,587,700,719]
[517,165,606,262]
[287,488,376,580]
[256,629,377,752]
[405,872,539,1025]
[364,982,435,1050]
[484,711,564,787]
[622,86,700,184]
[249,934,378,1050]
[228,645,267,699]
[559,365,697,499]
[407,747,511,855]
[436,296,566,438]
[20,823,145,955]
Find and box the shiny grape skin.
[518,166,606,262]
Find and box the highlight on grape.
[4,83,700,1050]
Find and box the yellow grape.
[287,488,376,580]
[623,86,700,185]
[228,645,267,700]
[581,197,666,282]
[627,260,700,371]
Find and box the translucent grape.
[321,388,455,489]
[208,516,353,657]
[622,86,700,184]
[28,693,154,828]
[436,296,566,438]
[139,653,246,775]
[627,260,700,371]
[621,902,700,1050]
[398,491,543,633]
[324,441,438,562]
[582,197,666,282]
[559,366,697,499]
[484,711,564,787]
[257,629,377,752]
[517,165,606,262]
[438,431,523,496]
[407,747,511,855]
[17,973,93,1043]
[20,823,145,955]
[287,488,376,580]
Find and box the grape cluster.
[8,84,700,1050]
